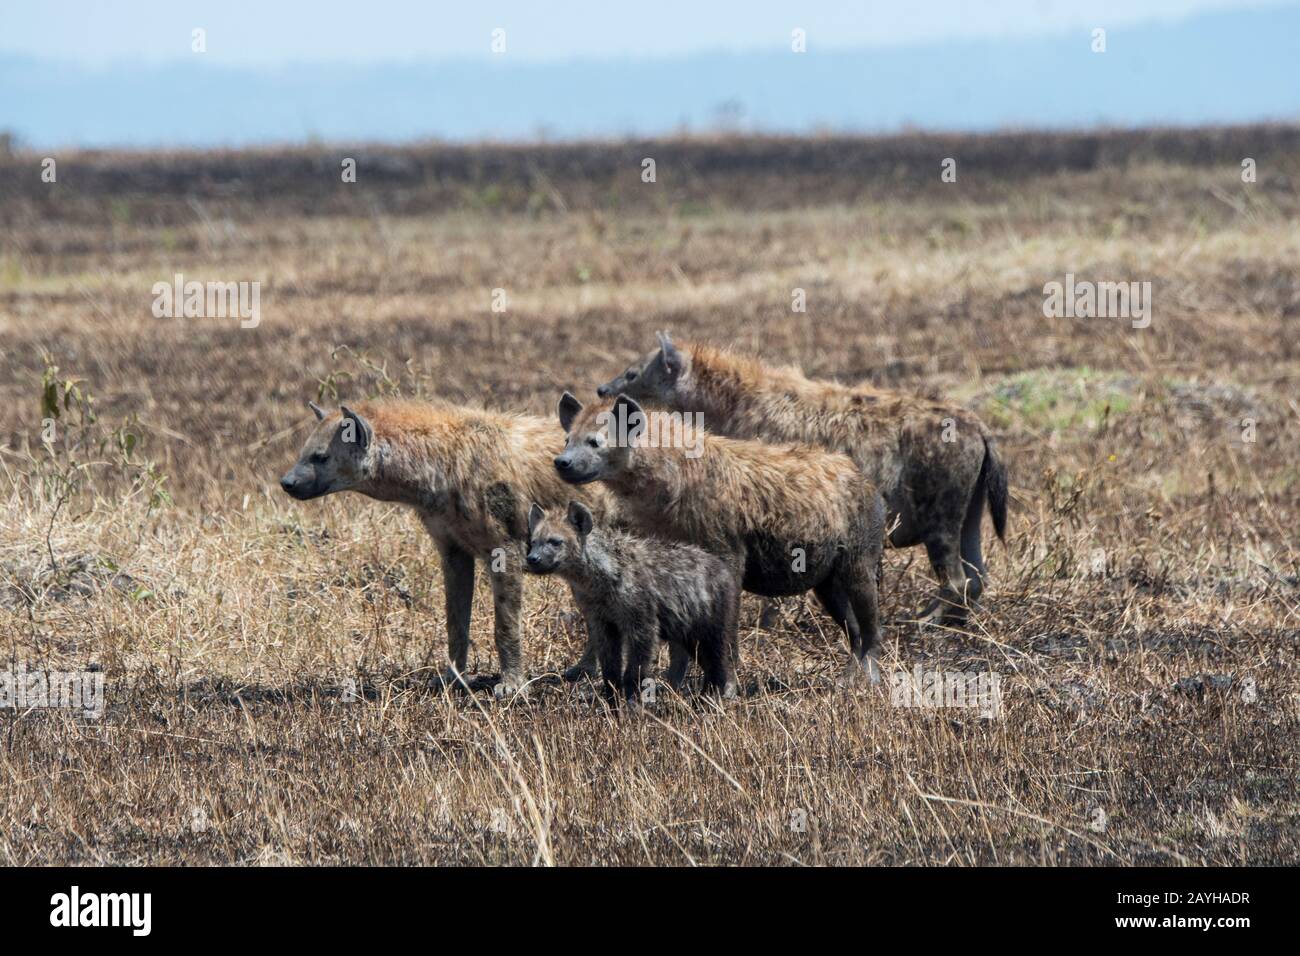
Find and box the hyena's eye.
[625,369,638,381]
[546,538,563,548]
[309,452,328,464]
[586,437,600,449]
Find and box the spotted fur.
[555,393,887,682]
[526,502,739,702]
[597,334,1009,622]
[279,399,612,694]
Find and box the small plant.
[31,352,171,572]
[317,345,410,403]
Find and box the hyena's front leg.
[439,542,476,686]
[563,611,601,682]
[489,562,526,697]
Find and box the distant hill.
[3,4,1298,148]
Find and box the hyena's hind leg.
[818,568,882,686]
[696,581,739,700]
[664,643,691,690]
[843,564,883,683]
[813,577,855,640]
[695,638,737,700]
[958,478,989,608]
[594,620,624,703]
[918,532,973,628]
[622,616,659,707]
[724,553,745,677]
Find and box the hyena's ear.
[657,331,683,378]
[557,391,583,432]
[339,405,373,452]
[527,502,545,536]
[566,501,594,538]
[613,393,646,443]
[308,400,326,421]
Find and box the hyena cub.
[525,501,739,702]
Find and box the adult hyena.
[555,392,887,685]
[597,333,1008,625]
[525,501,739,703]
[279,400,611,695]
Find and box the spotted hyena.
[525,501,739,702]
[280,399,612,696]
[555,392,887,684]
[597,333,1008,624]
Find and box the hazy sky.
[1,0,1283,65]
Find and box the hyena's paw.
[695,679,738,706]
[837,654,882,690]
[939,606,974,629]
[909,598,947,626]
[911,598,974,630]
[492,673,529,700]
[562,663,599,683]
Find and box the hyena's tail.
[981,436,1008,542]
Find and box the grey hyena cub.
[525,501,739,703]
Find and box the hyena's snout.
[524,544,559,573]
[279,468,315,500]
[554,451,602,484]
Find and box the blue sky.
[1,0,1282,64]
[2,1,1297,146]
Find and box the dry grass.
[0,129,1297,865]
